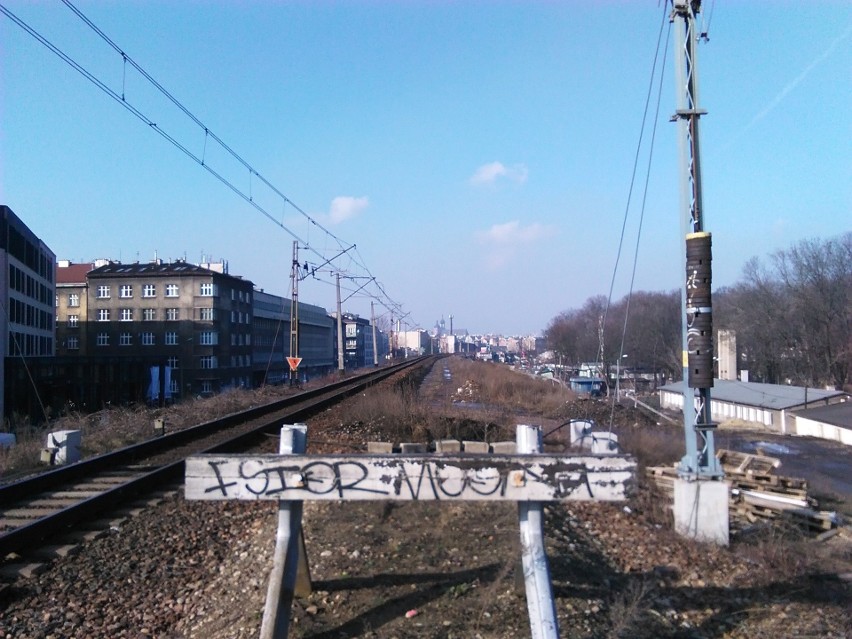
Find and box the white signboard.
[185,454,635,502]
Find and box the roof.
[56,262,95,284]
[792,401,852,429]
[659,379,847,411]
[86,261,251,285]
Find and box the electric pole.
[671,0,728,543]
[289,241,300,386]
[336,272,344,374]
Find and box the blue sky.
[2,1,849,336]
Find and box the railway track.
[0,356,435,585]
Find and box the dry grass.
[0,381,312,480]
[448,358,575,416]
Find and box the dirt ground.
[280,359,852,638]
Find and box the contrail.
[715,20,851,153]
[744,21,852,130]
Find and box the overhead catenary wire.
[0,1,405,320]
[594,0,669,428]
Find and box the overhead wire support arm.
[341,276,375,304]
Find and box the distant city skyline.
[2,2,849,335]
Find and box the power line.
[1,1,406,320]
[600,0,670,430]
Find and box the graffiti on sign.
[185,454,635,502]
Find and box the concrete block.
[367,442,394,453]
[674,477,730,545]
[400,442,427,454]
[569,420,594,448]
[490,441,517,454]
[46,430,81,465]
[435,439,461,453]
[591,432,619,454]
[462,441,490,454]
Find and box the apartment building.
[55,259,254,401]
[0,205,56,420]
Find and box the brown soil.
[281,359,852,638]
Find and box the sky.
[1,1,850,337]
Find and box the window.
[167,356,179,369]
[143,284,156,298]
[68,293,80,307]
[165,332,178,345]
[165,284,179,297]
[141,332,155,346]
[96,285,110,299]
[142,308,156,321]
[119,332,132,346]
[67,336,79,350]
[201,381,213,394]
[200,282,215,296]
[200,355,217,369]
[231,311,236,323]
[97,309,110,322]
[96,332,109,346]
[245,334,251,346]
[199,331,218,346]
[120,308,133,321]
[199,307,215,321]
[67,315,79,328]
[166,308,179,321]
[119,284,133,298]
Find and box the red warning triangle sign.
[287,357,303,371]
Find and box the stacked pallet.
[645,449,839,532]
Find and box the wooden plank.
[185,454,636,503]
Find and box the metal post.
[260,424,307,639]
[516,424,560,639]
[336,273,344,373]
[672,0,722,478]
[289,241,300,386]
[371,301,378,366]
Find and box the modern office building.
[252,289,335,385]
[1,205,56,421]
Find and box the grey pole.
[336,273,344,373]
[516,424,560,639]
[260,424,307,639]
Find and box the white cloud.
[478,220,546,244]
[476,220,550,271]
[328,196,368,224]
[469,161,528,186]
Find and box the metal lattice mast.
[289,241,300,386]
[672,0,722,477]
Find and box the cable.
[597,5,671,433]
[607,18,672,434]
[596,0,670,385]
[1,1,407,321]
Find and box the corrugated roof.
[659,379,847,410]
[792,401,852,429]
[56,262,95,284]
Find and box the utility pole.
[671,0,728,544]
[336,272,344,374]
[289,241,300,386]
[371,301,378,366]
